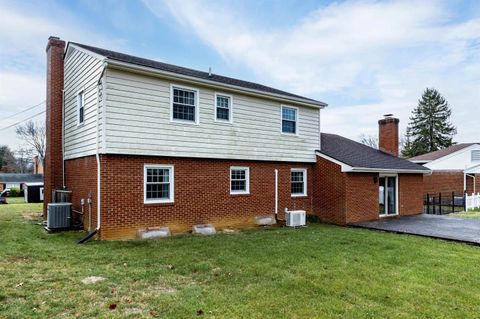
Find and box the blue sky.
[1,0,479,151]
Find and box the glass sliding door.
[379,176,397,216]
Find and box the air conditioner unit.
[285,210,306,227]
[47,203,72,229]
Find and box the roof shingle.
[70,42,325,106]
[408,143,479,162]
[319,133,429,171]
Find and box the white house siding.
[425,145,480,170]
[104,68,320,162]
[63,47,104,160]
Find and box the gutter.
[105,59,327,109]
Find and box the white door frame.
[379,174,399,217]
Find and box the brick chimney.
[378,114,399,157]
[44,36,65,216]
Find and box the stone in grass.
[192,224,216,235]
[255,215,276,226]
[81,276,106,284]
[137,227,171,239]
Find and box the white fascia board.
[315,152,430,174]
[105,59,327,109]
[425,144,480,168]
[465,163,480,174]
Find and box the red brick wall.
[312,156,347,224]
[97,155,313,240]
[64,156,98,230]
[424,171,466,195]
[345,173,379,223]
[44,37,65,216]
[399,174,424,216]
[378,117,399,157]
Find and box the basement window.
[77,90,85,126]
[281,106,297,135]
[215,93,232,122]
[230,167,249,195]
[144,165,174,204]
[291,168,307,197]
[171,85,198,124]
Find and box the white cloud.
[144,0,480,142]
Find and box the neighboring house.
[0,173,44,192]
[44,37,428,240]
[409,143,480,195]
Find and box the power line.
[1,101,45,122]
[0,110,46,132]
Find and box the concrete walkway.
[352,214,480,245]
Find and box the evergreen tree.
[402,88,456,157]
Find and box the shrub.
[8,187,21,197]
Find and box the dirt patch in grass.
[22,212,42,220]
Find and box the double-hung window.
[291,168,307,196]
[215,93,232,122]
[281,106,297,134]
[144,165,174,203]
[171,86,198,123]
[77,90,85,126]
[230,167,249,194]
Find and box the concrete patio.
[352,214,480,245]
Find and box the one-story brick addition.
[44,37,429,240]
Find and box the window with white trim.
[77,91,85,125]
[230,167,249,194]
[472,150,480,162]
[144,165,174,203]
[215,93,232,122]
[291,169,307,196]
[281,106,297,134]
[172,86,197,123]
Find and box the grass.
[449,207,480,219]
[1,204,480,318]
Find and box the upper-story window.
[77,90,85,126]
[472,150,480,162]
[171,85,198,124]
[281,106,297,135]
[215,93,232,122]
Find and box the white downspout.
[274,169,278,216]
[95,62,107,232]
[61,89,65,188]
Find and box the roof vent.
[208,67,212,77]
[384,113,394,118]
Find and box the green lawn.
[449,207,480,219]
[1,203,480,318]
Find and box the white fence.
[466,193,480,211]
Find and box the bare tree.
[15,148,34,173]
[15,121,46,167]
[359,134,378,149]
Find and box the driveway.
[352,214,480,245]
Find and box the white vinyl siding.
[104,69,320,162]
[64,46,104,159]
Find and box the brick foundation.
[65,155,314,240]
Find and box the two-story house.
[45,37,429,240]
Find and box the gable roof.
[68,42,326,107]
[0,174,43,183]
[318,133,429,172]
[408,143,479,162]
